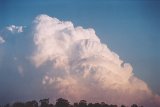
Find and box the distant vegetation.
[0,98,143,107]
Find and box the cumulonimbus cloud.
[6,25,24,33]
[0,36,5,44]
[32,15,160,107]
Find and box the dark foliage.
[56,98,69,107]
[0,98,143,107]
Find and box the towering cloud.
[32,15,160,106]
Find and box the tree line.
[0,98,143,107]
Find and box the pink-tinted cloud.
[32,15,160,107]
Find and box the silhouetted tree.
[100,102,105,106]
[120,105,126,107]
[94,103,101,107]
[101,102,109,107]
[25,100,38,107]
[40,99,49,107]
[55,98,69,107]
[79,100,87,107]
[4,104,10,107]
[0,97,143,107]
[48,104,54,107]
[69,104,74,107]
[12,102,25,107]
[109,104,117,107]
[73,103,79,107]
[88,103,93,107]
[131,104,138,107]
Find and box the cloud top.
[32,15,160,107]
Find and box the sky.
[0,0,160,106]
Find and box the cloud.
[31,15,160,106]
[0,36,5,44]
[17,65,24,76]
[6,25,25,33]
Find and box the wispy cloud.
[6,25,25,33]
[0,36,5,44]
[17,65,24,76]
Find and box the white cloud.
[0,36,5,44]
[6,25,25,33]
[32,15,160,107]
[17,65,24,76]
[13,57,18,61]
